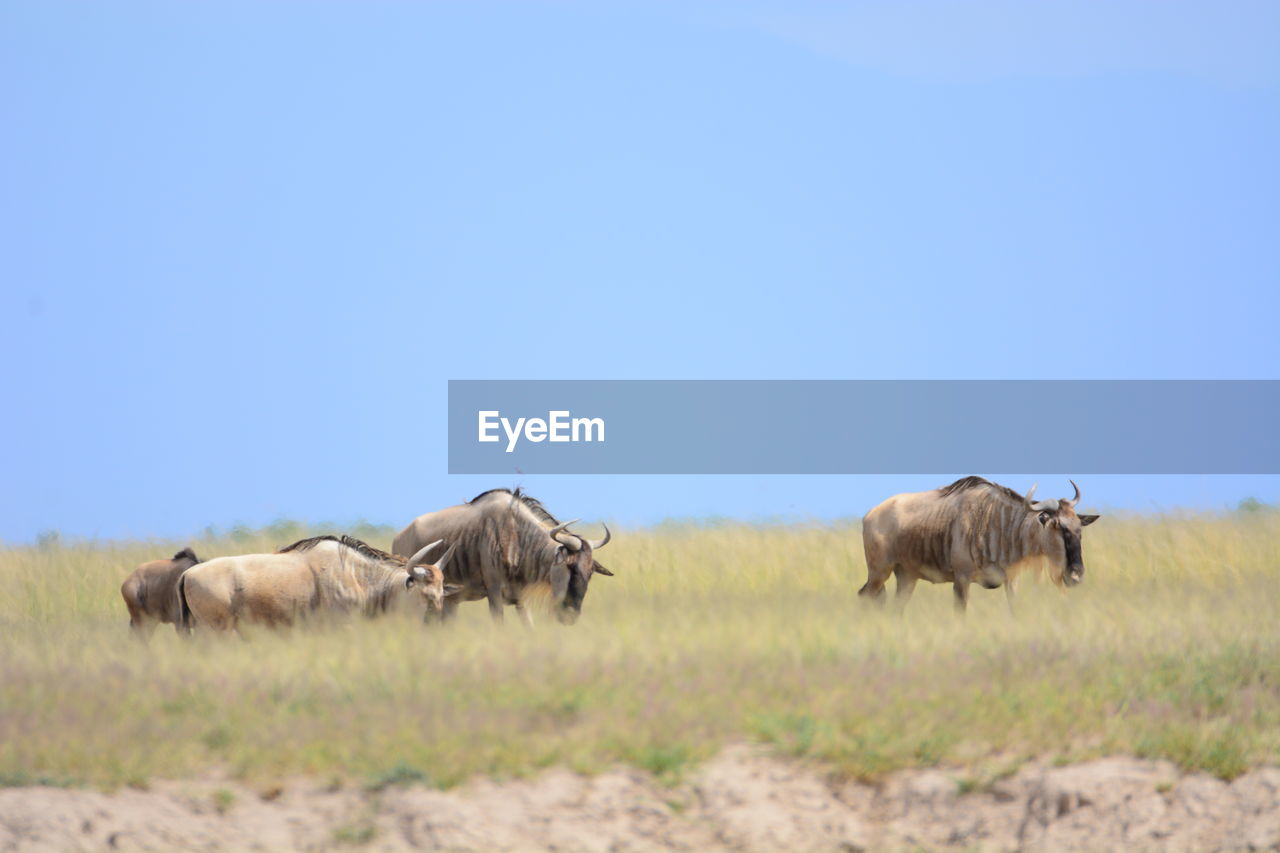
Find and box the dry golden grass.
[1,511,1277,790]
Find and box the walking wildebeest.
[858,476,1099,613]
[176,535,459,634]
[392,488,613,626]
[120,547,202,639]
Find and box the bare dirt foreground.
[2,748,1278,853]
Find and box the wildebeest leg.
[128,612,157,642]
[479,550,508,624]
[857,559,893,605]
[892,568,917,613]
[440,598,459,624]
[953,579,970,614]
[486,594,505,623]
[515,602,535,629]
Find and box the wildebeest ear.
[443,583,464,596]
[1078,514,1100,526]
[404,575,416,589]
[593,564,614,577]
[1037,511,1053,526]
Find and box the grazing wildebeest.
[176,535,459,634]
[392,488,614,626]
[858,476,1100,613]
[120,547,202,639]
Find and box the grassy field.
[1,511,1277,791]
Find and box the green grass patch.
[0,770,74,788]
[212,788,236,814]
[1135,724,1253,781]
[366,762,430,791]
[332,821,377,846]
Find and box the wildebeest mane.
[937,476,1026,504]
[278,534,408,566]
[892,477,1040,571]
[469,487,560,525]
[458,487,575,588]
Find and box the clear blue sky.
[3,1,1278,543]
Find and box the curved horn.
[405,539,445,568]
[585,523,611,551]
[1029,498,1060,512]
[1024,483,1038,506]
[434,542,457,571]
[1068,479,1081,506]
[547,520,580,536]
[547,519,582,549]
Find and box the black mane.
[468,487,559,525]
[937,476,1026,504]
[172,547,200,564]
[278,534,405,565]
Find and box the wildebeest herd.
[121,478,1100,637]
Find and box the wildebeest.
[177,535,459,634]
[120,547,202,639]
[392,488,614,626]
[858,476,1100,613]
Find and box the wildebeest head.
[1025,481,1100,587]
[403,540,463,619]
[544,520,613,624]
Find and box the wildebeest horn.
[405,539,445,568]
[548,520,582,549]
[435,542,457,571]
[586,523,611,550]
[1068,479,1081,506]
[1025,483,1060,511]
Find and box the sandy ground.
[1,748,1277,852]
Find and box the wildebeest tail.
[175,572,193,635]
